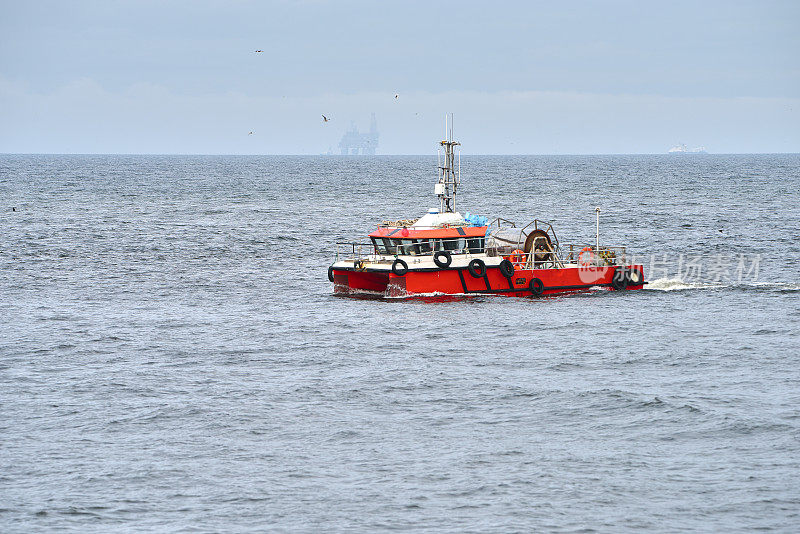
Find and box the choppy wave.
[3,153,800,533]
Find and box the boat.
[668,143,707,154]
[328,121,645,298]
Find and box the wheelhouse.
[368,226,486,257]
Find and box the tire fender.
[611,267,629,290]
[499,259,514,278]
[392,258,409,276]
[467,258,486,278]
[529,277,544,296]
[433,250,452,269]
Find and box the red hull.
[333,264,644,297]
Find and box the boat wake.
[645,277,724,291]
[645,278,800,293]
[745,281,800,292]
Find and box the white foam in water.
[646,279,800,292]
[750,281,800,291]
[387,290,454,299]
[645,277,726,291]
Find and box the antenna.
[595,207,600,252]
[450,113,453,142]
[436,113,461,213]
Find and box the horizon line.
[2,152,799,157]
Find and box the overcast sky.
[1,0,798,154]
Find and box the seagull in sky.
[254,50,263,53]
[322,115,330,123]
[395,94,399,99]
[248,131,254,135]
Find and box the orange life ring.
[510,249,526,264]
[578,247,595,267]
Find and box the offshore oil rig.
[338,113,379,155]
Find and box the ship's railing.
[495,249,565,270]
[486,217,518,231]
[495,243,627,271]
[335,236,486,263]
[334,242,389,264]
[561,245,627,266]
[490,245,565,268]
[335,241,629,270]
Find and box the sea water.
[1,154,799,532]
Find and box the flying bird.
[395,94,398,99]
[254,50,263,53]
[248,131,254,135]
[322,115,330,122]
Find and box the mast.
[436,113,461,213]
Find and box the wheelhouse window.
[391,238,404,254]
[467,237,484,253]
[371,237,388,254]
[429,237,466,253]
[393,238,421,255]
[382,238,397,254]
[443,238,465,252]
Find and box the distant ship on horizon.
[668,143,707,154]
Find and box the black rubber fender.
[629,268,644,286]
[433,250,452,269]
[499,259,514,278]
[611,267,629,290]
[529,277,544,296]
[327,265,335,282]
[392,258,409,276]
[467,258,486,278]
